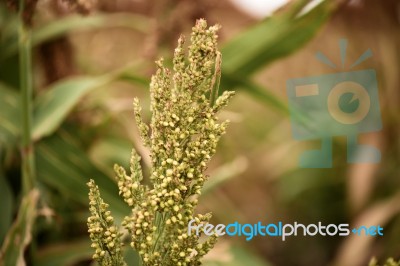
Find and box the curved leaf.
[0,189,39,266]
[223,75,288,114]
[221,0,333,77]
[220,0,334,110]
[32,76,111,141]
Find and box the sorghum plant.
[87,19,235,265]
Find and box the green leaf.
[36,129,129,220]
[34,239,93,266]
[123,247,141,266]
[32,76,111,141]
[221,0,332,77]
[89,137,133,173]
[0,189,39,266]
[32,69,149,141]
[2,13,150,59]
[220,0,333,109]
[0,82,19,146]
[0,4,18,59]
[203,157,247,194]
[118,72,150,88]
[223,75,288,114]
[35,239,141,266]
[0,71,148,143]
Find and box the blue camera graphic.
[286,40,382,168]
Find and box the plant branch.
[19,0,36,193]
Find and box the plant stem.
[19,0,36,194]
[153,212,168,254]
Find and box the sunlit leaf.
[31,64,150,141]
[32,76,112,141]
[220,0,333,109]
[222,0,332,77]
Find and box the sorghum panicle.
[88,18,235,266]
[87,180,126,265]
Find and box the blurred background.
[0,0,399,265]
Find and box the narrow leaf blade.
[0,82,19,145]
[221,0,332,77]
[36,130,130,219]
[0,189,39,266]
[32,76,110,140]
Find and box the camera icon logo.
[286,39,382,168]
[327,81,370,125]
